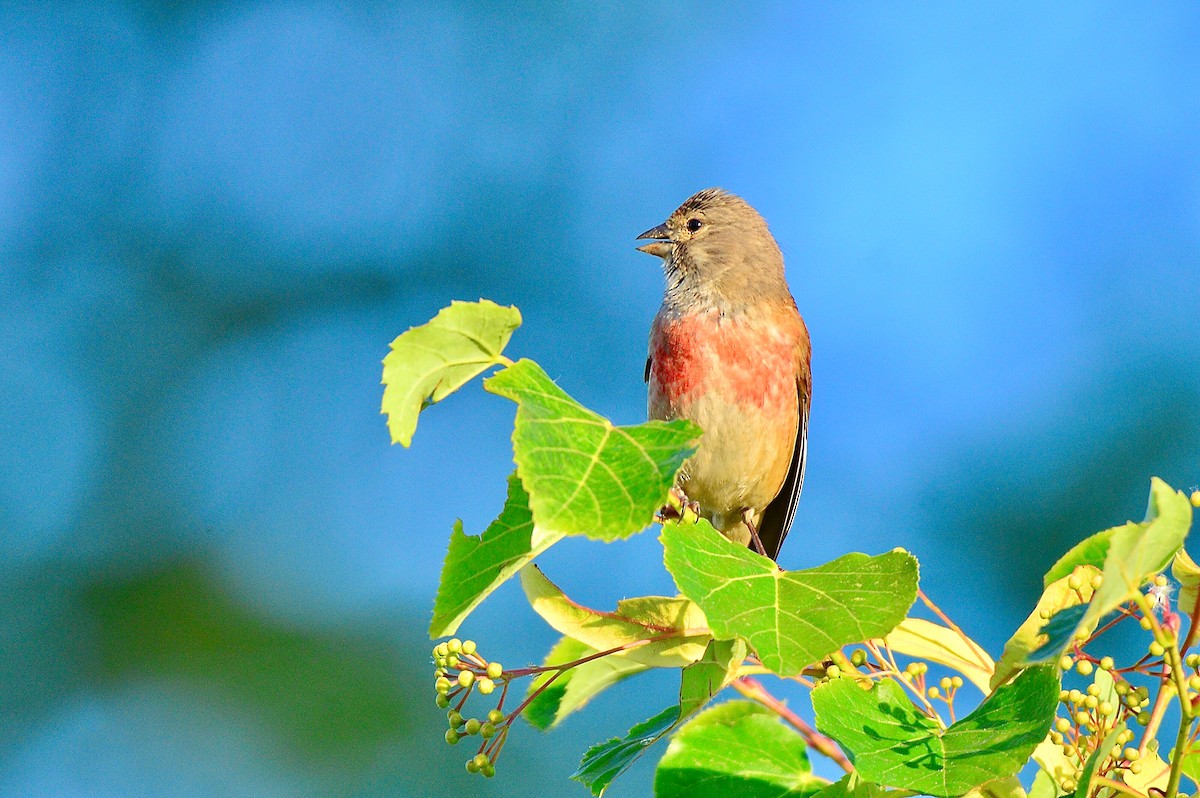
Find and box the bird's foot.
[657,487,701,524]
[743,509,769,559]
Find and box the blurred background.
[2,3,1199,795]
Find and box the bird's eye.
[686,218,703,232]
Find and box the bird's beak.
[636,222,672,258]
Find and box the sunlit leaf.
[1173,547,1200,619]
[520,565,712,667]
[1041,525,1122,588]
[430,474,562,637]
[524,637,650,730]
[662,519,917,676]
[485,359,699,541]
[654,702,824,798]
[380,299,520,446]
[812,665,1059,797]
[993,568,1097,688]
[884,618,994,693]
[679,638,747,717]
[573,706,681,796]
[1073,726,1122,798]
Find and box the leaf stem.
[1092,775,1149,798]
[732,677,853,774]
[917,589,991,669]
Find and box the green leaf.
[813,774,907,798]
[993,567,1098,689]
[884,618,994,693]
[573,639,741,795]
[654,701,825,798]
[380,299,520,446]
[429,474,562,637]
[485,359,699,541]
[679,638,748,718]
[1019,479,1193,668]
[573,706,681,796]
[524,637,650,730]
[1042,525,1121,587]
[1027,769,1058,798]
[662,519,918,676]
[1173,547,1200,619]
[812,665,1059,797]
[1073,725,1122,798]
[520,565,712,667]
[1081,478,1192,633]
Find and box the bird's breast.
[648,307,800,419]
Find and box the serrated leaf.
[1042,525,1123,587]
[1081,478,1192,633]
[812,665,1059,797]
[429,474,562,637]
[993,566,1098,689]
[654,701,825,798]
[485,359,699,541]
[884,618,994,693]
[573,706,681,796]
[573,640,739,796]
[662,519,918,676]
[1173,547,1200,619]
[520,565,712,667]
[524,637,650,730]
[1017,479,1193,670]
[380,299,520,446]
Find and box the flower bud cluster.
[432,638,509,778]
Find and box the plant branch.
[733,677,853,774]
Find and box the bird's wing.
[644,356,651,383]
[757,374,810,561]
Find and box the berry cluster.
[432,638,509,778]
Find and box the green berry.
[825,665,841,679]
[1068,689,1083,704]
[1124,747,1139,761]
[435,677,452,694]
[1055,717,1071,733]
[1067,574,1083,590]
[447,638,462,654]
[465,718,481,735]
[481,721,496,738]
[927,686,940,699]
[1076,660,1093,676]
[434,642,449,658]
[448,710,463,727]
[940,677,952,692]
[488,709,504,723]
[1083,695,1098,709]
[1099,656,1114,671]
[1061,779,1076,792]
[1155,574,1169,587]
[435,693,450,709]
[949,676,963,689]
[1190,676,1200,692]
[1137,711,1151,725]
[1090,573,1103,589]
[487,662,503,679]
[458,670,475,688]
[1059,655,1074,671]
[1049,731,1063,745]
[445,729,460,745]
[481,763,495,778]
[461,640,477,656]
[1098,701,1114,716]
[850,649,867,666]
[1074,710,1090,726]
[473,753,490,769]
[1129,761,1142,774]
[1086,684,1101,697]
[477,677,495,695]
[1115,681,1129,695]
[1187,653,1200,668]
[465,759,479,773]
[446,654,459,668]
[1140,617,1153,630]
[1149,641,1165,657]
[1058,689,1069,702]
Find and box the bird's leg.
[743,509,768,558]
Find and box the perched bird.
[638,188,810,561]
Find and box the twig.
[733,677,853,774]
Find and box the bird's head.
[636,188,787,304]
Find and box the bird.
[637,188,810,561]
